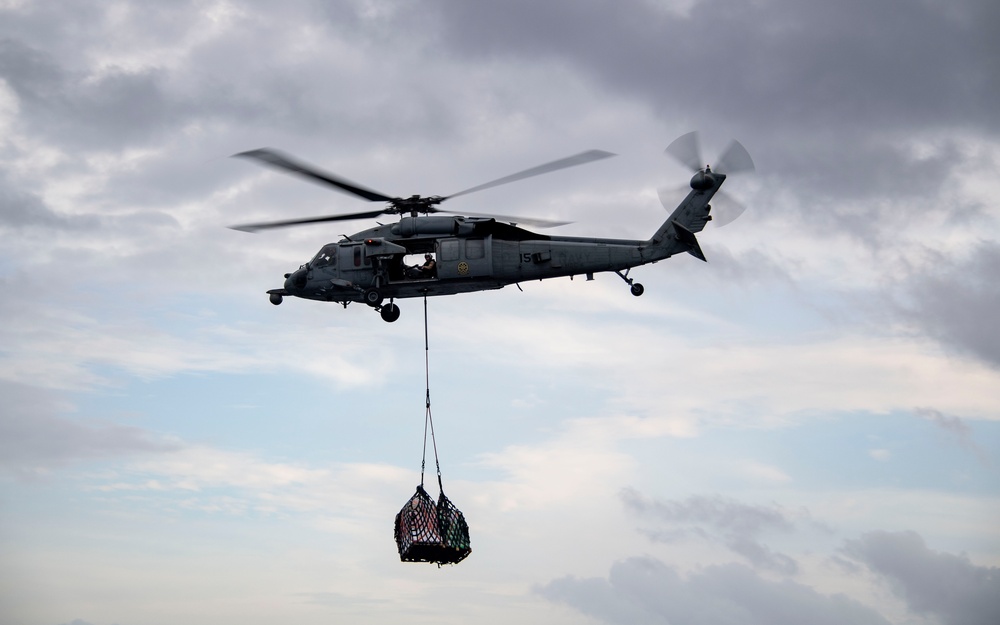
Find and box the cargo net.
[394,484,471,565]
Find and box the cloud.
[899,242,1000,369]
[0,380,178,478]
[868,449,891,462]
[915,407,989,462]
[0,171,103,231]
[0,36,181,151]
[538,557,892,625]
[539,528,1000,625]
[472,425,636,512]
[620,489,800,574]
[418,0,999,223]
[80,439,414,525]
[0,285,391,390]
[843,530,1000,625]
[621,489,795,536]
[432,0,999,130]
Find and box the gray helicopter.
[231,132,753,322]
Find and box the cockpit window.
[311,245,337,268]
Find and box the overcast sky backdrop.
[1,1,998,624]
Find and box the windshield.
[311,244,337,268]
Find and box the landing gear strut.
[615,269,644,297]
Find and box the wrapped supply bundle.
[394,485,471,565]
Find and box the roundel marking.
[457,261,470,275]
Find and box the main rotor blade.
[229,209,388,233]
[234,148,395,203]
[445,149,616,200]
[665,131,704,173]
[713,140,755,176]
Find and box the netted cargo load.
[436,491,471,562]
[395,485,445,563]
[394,485,471,565]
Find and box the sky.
[1,1,998,624]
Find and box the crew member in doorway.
[419,253,436,277]
[407,253,437,279]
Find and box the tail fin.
[645,171,725,262]
[671,220,706,261]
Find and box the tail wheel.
[364,287,383,307]
[630,283,644,297]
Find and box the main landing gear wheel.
[380,303,400,322]
[630,283,645,297]
[269,293,283,305]
[364,287,383,307]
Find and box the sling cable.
[393,296,471,565]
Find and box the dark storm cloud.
[538,557,891,625]
[408,0,997,217]
[424,0,998,133]
[0,17,262,153]
[0,33,293,155]
[621,488,800,574]
[0,38,181,150]
[0,380,179,478]
[900,242,1000,368]
[0,3,465,210]
[843,530,1000,625]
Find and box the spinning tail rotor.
[659,131,755,227]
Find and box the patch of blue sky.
[624,409,999,496]
[1,478,329,562]
[67,358,606,473]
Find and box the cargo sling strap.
[394,296,471,565]
[420,295,443,494]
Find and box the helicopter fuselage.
[266,172,725,321]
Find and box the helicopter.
[231,132,754,322]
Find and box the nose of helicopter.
[284,267,308,291]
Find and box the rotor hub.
[389,195,444,217]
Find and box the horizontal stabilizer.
[672,220,707,262]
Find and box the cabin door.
[435,237,491,279]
